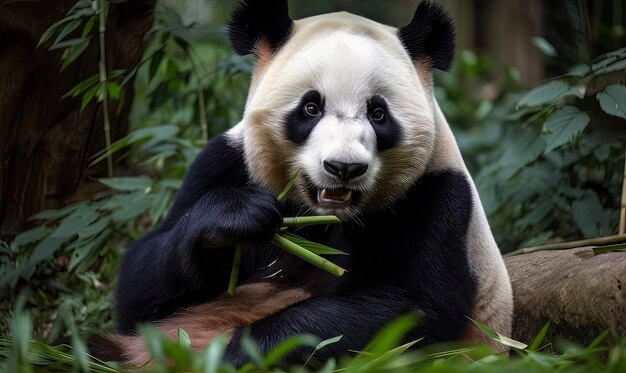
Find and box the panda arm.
[115,133,281,333]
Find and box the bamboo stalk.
[505,234,626,257]
[282,216,340,227]
[180,47,209,143]
[273,234,346,276]
[276,170,300,201]
[618,149,626,234]
[98,0,113,177]
[227,244,242,296]
[197,84,208,143]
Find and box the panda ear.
[228,0,294,56]
[397,1,456,71]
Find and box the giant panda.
[106,0,514,366]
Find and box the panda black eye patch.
[285,90,324,145]
[367,95,401,152]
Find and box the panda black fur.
[110,0,513,366]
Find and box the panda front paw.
[191,186,282,249]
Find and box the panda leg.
[102,282,311,367]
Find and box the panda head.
[229,0,455,219]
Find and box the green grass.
[1,299,625,373]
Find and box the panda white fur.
[103,0,513,366]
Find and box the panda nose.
[323,160,368,181]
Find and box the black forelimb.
[115,134,281,333]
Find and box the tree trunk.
[505,248,626,347]
[0,0,156,239]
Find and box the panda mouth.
[301,174,361,209]
[317,188,353,205]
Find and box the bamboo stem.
[273,234,346,276]
[181,48,209,143]
[227,244,242,296]
[618,149,626,234]
[282,216,340,227]
[197,83,208,143]
[276,170,300,201]
[505,234,626,257]
[98,0,113,177]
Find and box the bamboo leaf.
[59,41,89,72]
[273,233,346,276]
[518,80,569,108]
[65,314,89,371]
[178,328,191,349]
[304,335,342,368]
[106,81,122,100]
[30,201,88,222]
[542,105,589,152]
[53,19,82,46]
[50,37,88,51]
[528,321,551,351]
[593,243,626,255]
[138,325,165,363]
[362,313,418,355]
[316,335,343,351]
[149,49,165,80]
[240,331,264,368]
[149,189,171,224]
[585,330,609,351]
[63,74,99,99]
[572,192,609,238]
[279,232,348,255]
[99,176,152,191]
[496,333,528,350]
[68,229,111,272]
[39,18,71,46]
[470,318,528,350]
[81,16,95,38]
[263,334,319,367]
[596,84,626,119]
[202,334,226,373]
[469,318,499,340]
[12,226,54,247]
[532,37,557,57]
[357,340,421,372]
[80,84,99,112]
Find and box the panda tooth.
[342,190,352,201]
[320,189,329,200]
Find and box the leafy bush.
[436,47,625,251]
[0,2,251,340]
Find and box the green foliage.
[597,84,626,119]
[0,2,252,341]
[2,303,626,372]
[38,0,95,73]
[437,46,625,251]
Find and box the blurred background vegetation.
[0,0,625,370]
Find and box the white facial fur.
[240,12,437,218]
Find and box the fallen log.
[505,247,626,347]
